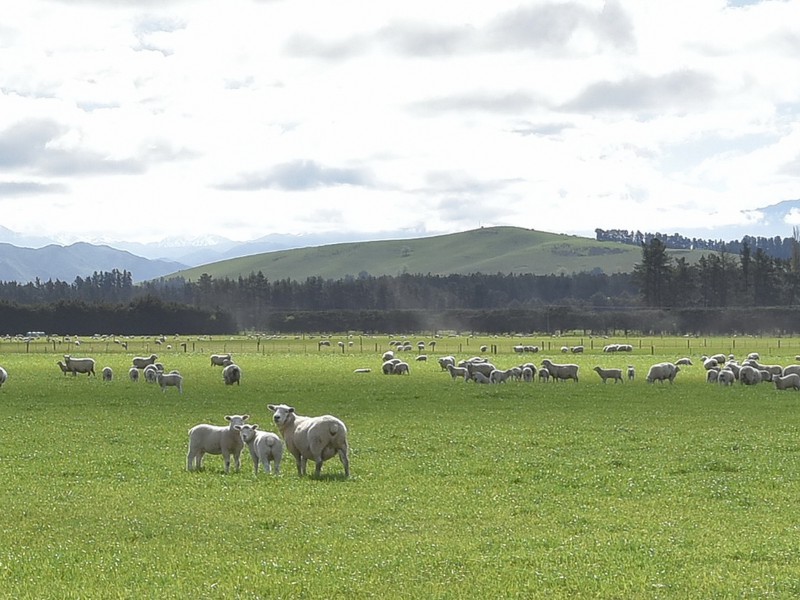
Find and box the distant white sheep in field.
[675,357,693,366]
[774,373,800,391]
[102,367,113,382]
[187,414,250,473]
[210,353,232,367]
[446,364,469,381]
[646,362,680,384]
[128,367,139,382]
[222,363,242,386]
[438,356,455,371]
[627,366,635,381]
[593,366,623,383]
[392,361,410,375]
[0,366,6,388]
[540,359,579,382]
[237,423,283,475]
[143,364,159,383]
[157,371,183,393]
[268,404,350,478]
[63,355,96,377]
[132,354,158,369]
[717,369,735,386]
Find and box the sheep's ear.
[243,414,250,420]
[288,407,295,413]
[252,424,259,430]
[225,415,232,422]
[267,404,276,412]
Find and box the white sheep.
[490,368,515,384]
[268,404,350,478]
[237,424,283,475]
[646,362,680,384]
[187,414,250,473]
[210,353,232,367]
[393,361,410,375]
[540,359,579,382]
[56,360,70,376]
[782,364,800,377]
[157,371,183,393]
[446,364,469,381]
[521,366,534,382]
[717,368,735,386]
[706,369,719,383]
[143,364,159,383]
[132,354,158,369]
[571,345,584,353]
[63,355,96,377]
[222,363,242,386]
[675,357,693,366]
[738,365,762,386]
[627,366,635,381]
[471,371,491,384]
[0,366,7,388]
[128,367,140,382]
[466,361,496,378]
[353,368,371,373]
[102,366,113,382]
[774,373,800,391]
[593,366,623,383]
[382,350,395,362]
[538,368,550,382]
[437,356,456,371]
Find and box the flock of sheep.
[697,352,800,390]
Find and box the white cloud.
[0,0,798,245]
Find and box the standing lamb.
[157,371,183,393]
[236,423,283,475]
[102,367,113,382]
[593,366,623,383]
[222,363,242,386]
[268,404,350,478]
[187,414,250,473]
[128,367,140,382]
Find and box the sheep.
[437,356,456,371]
[56,360,70,376]
[774,373,800,391]
[446,364,469,381]
[210,353,232,367]
[393,361,410,375]
[702,357,719,370]
[143,364,159,383]
[157,371,183,393]
[490,368,515,384]
[783,365,800,377]
[0,366,6,388]
[466,361,496,378]
[593,366,623,383]
[738,365,762,386]
[382,350,395,362]
[132,354,158,369]
[128,367,140,382]
[415,355,428,362]
[63,355,96,377]
[187,414,250,473]
[675,357,693,366]
[571,345,584,353]
[382,360,399,375]
[521,366,534,382]
[538,368,550,382]
[237,424,283,475]
[710,353,727,364]
[646,362,680,384]
[627,366,635,381]
[353,368,371,374]
[540,359,579,382]
[706,369,719,383]
[268,404,350,478]
[717,368,735,386]
[102,367,113,382]
[222,363,242,386]
[747,352,760,361]
[480,345,489,352]
[471,371,491,384]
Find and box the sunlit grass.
[1,337,800,598]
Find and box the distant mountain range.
[0,199,798,284]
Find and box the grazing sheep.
[157,371,183,393]
[646,362,680,384]
[747,352,760,361]
[490,368,515,384]
[783,364,800,377]
[540,359,579,383]
[446,364,469,381]
[702,357,719,370]
[706,369,719,383]
[466,361,497,378]
[627,366,635,381]
[237,424,283,475]
[717,368,735,386]
[521,366,534,382]
[538,368,550,382]
[593,366,623,383]
[128,367,140,382]
[143,364,159,383]
[393,361,410,375]
[56,360,70,376]
[102,367,113,382]
[353,368,371,374]
[268,404,350,478]
[415,355,428,362]
[0,366,6,388]
[438,356,456,371]
[132,354,158,369]
[738,365,762,386]
[222,363,242,386]
[63,355,96,377]
[187,414,250,473]
[774,373,800,391]
[675,357,693,366]
[210,353,232,367]
[480,345,489,352]
[471,371,491,384]
[710,353,727,364]
[571,345,584,353]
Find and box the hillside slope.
[166,226,705,282]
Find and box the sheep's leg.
[253,456,260,476]
[314,458,324,478]
[273,459,280,476]
[338,448,350,478]
[297,456,306,476]
[262,460,270,475]
[222,450,231,474]
[187,452,194,471]
[233,451,241,472]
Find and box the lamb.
[132,354,158,369]
[268,404,350,478]
[63,355,96,377]
[222,363,242,386]
[490,368,515,384]
[446,364,469,381]
[540,359,579,382]
[210,353,232,367]
[382,350,395,362]
[706,369,719,383]
[187,414,250,473]
[593,366,623,383]
[236,424,283,475]
[102,367,113,382]
[471,371,491,384]
[717,368,735,386]
[675,357,693,366]
[128,367,140,382]
[143,364,159,383]
[521,366,534,382]
[437,356,456,371]
[56,360,70,376]
[157,371,183,393]
[627,366,635,381]
[0,366,6,388]
[774,373,800,391]
[646,362,680,384]
[538,368,550,382]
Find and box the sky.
[1,0,800,246]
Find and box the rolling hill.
[165,226,707,282]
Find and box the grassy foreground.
[1,337,800,598]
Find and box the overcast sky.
[1,0,799,245]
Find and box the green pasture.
[2,335,800,598]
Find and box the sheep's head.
[224,414,250,429]
[236,423,259,443]
[268,404,295,427]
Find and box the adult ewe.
[268,403,350,478]
[187,414,250,473]
[63,355,96,377]
[646,362,680,384]
[222,363,242,386]
[540,359,579,383]
[210,353,232,367]
[132,354,158,369]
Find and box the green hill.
[165,226,706,282]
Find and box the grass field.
[2,334,800,598]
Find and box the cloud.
[0,181,67,196]
[0,119,145,176]
[562,70,717,113]
[377,21,477,56]
[283,33,370,60]
[217,160,374,191]
[411,90,540,116]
